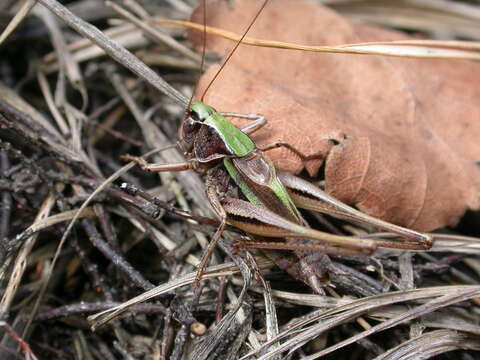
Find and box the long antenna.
[200,0,270,102]
[186,0,208,112]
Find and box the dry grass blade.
[37,0,188,106]
[40,23,149,73]
[248,287,353,307]
[88,257,272,329]
[430,234,480,254]
[157,19,480,60]
[302,288,480,359]
[242,286,480,359]
[0,82,63,140]
[329,0,480,40]
[105,0,202,64]
[0,195,56,314]
[0,0,37,45]
[191,255,253,360]
[11,207,96,242]
[373,329,480,360]
[369,308,480,335]
[0,99,83,166]
[36,70,70,136]
[33,5,87,109]
[263,280,279,343]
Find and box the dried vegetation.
[1,0,480,359]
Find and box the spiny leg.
[194,219,226,286]
[258,141,324,163]
[220,112,267,135]
[193,185,228,287]
[236,238,372,257]
[277,172,433,249]
[121,154,193,172]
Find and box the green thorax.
[190,102,255,157]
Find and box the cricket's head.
[178,101,232,163]
[178,101,212,152]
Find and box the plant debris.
[1,0,480,359]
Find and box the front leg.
[121,154,194,172]
[220,112,267,135]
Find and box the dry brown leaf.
[189,0,480,232]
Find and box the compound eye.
[182,113,200,136]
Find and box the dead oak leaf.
[190,0,480,232]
